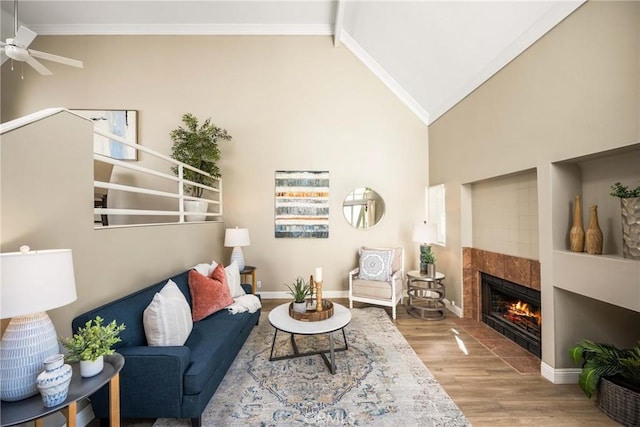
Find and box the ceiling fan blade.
[30,49,83,68]
[26,56,52,76]
[13,26,37,49]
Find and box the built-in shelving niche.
[551,143,640,313]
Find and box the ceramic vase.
[36,354,72,407]
[621,197,640,259]
[585,205,603,255]
[292,302,307,313]
[80,355,104,378]
[569,195,585,252]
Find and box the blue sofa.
[72,269,260,427]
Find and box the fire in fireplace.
[481,273,541,357]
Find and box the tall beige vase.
[621,197,640,259]
[569,195,585,252]
[585,205,603,255]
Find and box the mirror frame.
[342,187,386,230]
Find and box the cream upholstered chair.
[348,247,404,319]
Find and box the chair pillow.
[188,269,234,321]
[359,248,393,281]
[143,280,193,346]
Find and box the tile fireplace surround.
[462,248,541,320]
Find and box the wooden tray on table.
[289,300,334,321]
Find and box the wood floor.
[111,299,617,427]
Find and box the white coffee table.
[268,302,351,374]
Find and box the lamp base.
[230,246,245,271]
[1,312,59,401]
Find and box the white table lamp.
[0,246,77,401]
[224,227,250,271]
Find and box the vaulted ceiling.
[1,0,585,125]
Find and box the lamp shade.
[1,246,77,319]
[412,222,438,245]
[224,228,250,247]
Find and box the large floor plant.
[570,339,640,398]
[170,113,232,198]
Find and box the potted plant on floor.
[610,181,640,260]
[570,339,640,426]
[170,113,232,222]
[60,316,126,377]
[285,277,310,313]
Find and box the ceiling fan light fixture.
[5,44,29,62]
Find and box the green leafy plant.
[285,277,310,303]
[170,113,232,198]
[610,182,640,198]
[569,339,640,398]
[60,316,126,362]
[420,248,436,264]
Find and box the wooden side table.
[1,353,124,427]
[240,265,257,294]
[406,270,446,320]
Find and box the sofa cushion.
[182,310,247,395]
[143,280,193,346]
[224,262,246,298]
[188,270,234,321]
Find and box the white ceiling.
[1,0,585,124]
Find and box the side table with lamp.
[225,227,259,293]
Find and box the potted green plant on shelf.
[169,113,232,221]
[285,277,310,314]
[420,248,436,278]
[569,339,640,426]
[610,182,640,260]
[60,316,126,378]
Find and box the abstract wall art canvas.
[275,171,329,238]
[72,109,138,160]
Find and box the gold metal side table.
[406,270,446,320]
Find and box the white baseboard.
[443,298,463,317]
[258,290,349,300]
[540,362,581,384]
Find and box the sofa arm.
[91,346,191,419]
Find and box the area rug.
[154,307,470,426]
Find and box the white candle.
[315,267,322,282]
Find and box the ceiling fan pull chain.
[21,61,24,79]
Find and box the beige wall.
[429,0,639,370]
[1,112,225,336]
[471,170,538,260]
[1,36,428,331]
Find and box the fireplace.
[481,273,541,357]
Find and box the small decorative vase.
[425,263,436,278]
[621,197,640,259]
[36,354,72,408]
[585,205,603,255]
[80,355,104,378]
[569,195,585,252]
[292,302,307,314]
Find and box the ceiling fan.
[0,0,83,75]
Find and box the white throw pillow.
[359,248,393,281]
[192,261,218,277]
[143,280,193,346]
[225,262,246,298]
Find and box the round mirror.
[343,187,386,230]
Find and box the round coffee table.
[268,302,351,374]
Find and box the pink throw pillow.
[188,269,234,321]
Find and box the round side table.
[406,270,446,320]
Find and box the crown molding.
[429,0,586,124]
[339,30,430,126]
[27,23,334,36]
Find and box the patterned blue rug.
[154,307,470,426]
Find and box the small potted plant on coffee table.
[60,316,126,378]
[286,277,310,314]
